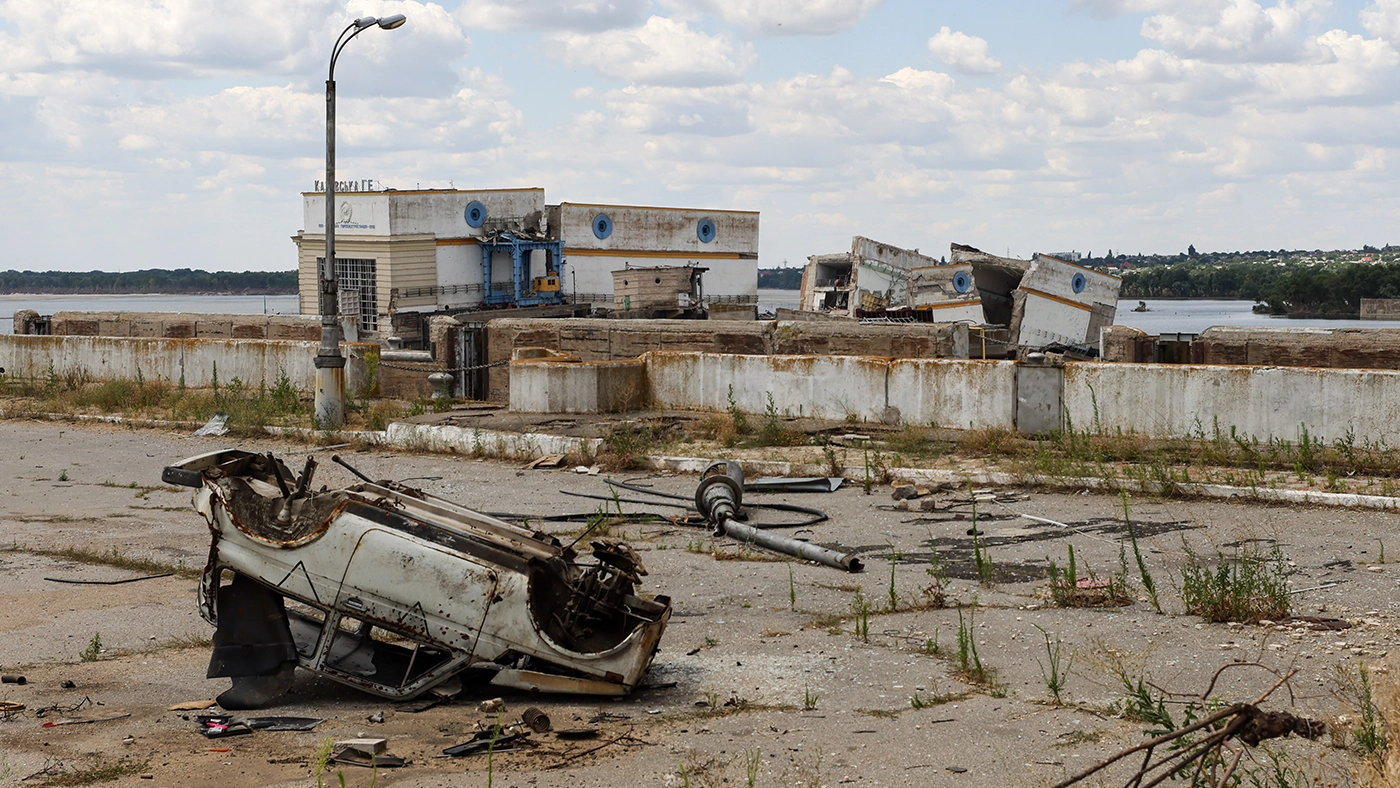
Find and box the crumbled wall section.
[1100,325,1151,362]
[484,318,969,401]
[1195,326,1400,369]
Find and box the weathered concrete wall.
[1100,325,1151,362]
[1062,362,1400,443]
[484,318,969,401]
[645,352,891,421]
[509,359,648,413]
[887,359,1016,429]
[1194,326,1400,369]
[506,349,1400,446]
[510,351,1015,430]
[0,335,373,396]
[45,312,321,341]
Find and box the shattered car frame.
[164,449,670,708]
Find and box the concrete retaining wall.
[485,317,969,401]
[646,352,891,421]
[887,359,1016,429]
[1063,362,1400,443]
[510,359,648,413]
[510,349,1400,446]
[0,335,374,396]
[45,311,321,341]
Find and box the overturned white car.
[163,449,670,709]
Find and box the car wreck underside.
[163,449,670,709]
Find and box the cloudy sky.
[2,0,1399,273]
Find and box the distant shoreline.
[0,291,295,297]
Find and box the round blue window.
[697,218,716,243]
[952,271,971,294]
[1071,272,1086,294]
[592,213,613,239]
[464,200,487,228]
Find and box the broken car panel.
[163,449,670,708]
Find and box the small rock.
[60,680,76,689]
[366,711,385,724]
[478,698,506,714]
[891,485,919,501]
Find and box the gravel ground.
[0,419,1397,787]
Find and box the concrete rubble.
[797,239,1122,355]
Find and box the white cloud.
[1138,0,1325,63]
[927,27,1000,74]
[454,0,648,32]
[672,0,883,36]
[0,0,468,88]
[1362,0,1400,40]
[0,0,334,75]
[548,16,756,86]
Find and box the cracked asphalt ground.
[1,419,1398,787]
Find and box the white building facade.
[293,188,759,332]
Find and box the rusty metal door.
[451,322,487,400]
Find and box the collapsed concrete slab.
[951,244,1121,351]
[799,237,982,322]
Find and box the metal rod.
[719,517,863,572]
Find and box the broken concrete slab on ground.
[162,449,671,709]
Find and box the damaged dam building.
[798,238,1121,354]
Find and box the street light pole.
[315,13,407,429]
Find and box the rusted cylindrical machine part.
[719,518,864,573]
[522,707,551,733]
[1,674,26,685]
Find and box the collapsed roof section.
[799,236,982,323]
[798,239,1122,354]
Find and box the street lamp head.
[377,13,407,29]
[354,16,377,29]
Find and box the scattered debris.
[525,453,566,470]
[522,707,551,733]
[366,711,384,724]
[245,716,321,731]
[1052,666,1322,788]
[192,414,229,437]
[891,485,926,501]
[42,712,131,727]
[746,477,844,493]
[163,449,671,707]
[335,738,386,756]
[45,573,173,585]
[59,680,76,689]
[1,674,25,685]
[478,698,506,714]
[330,748,406,768]
[695,460,863,572]
[196,715,250,738]
[167,700,217,711]
[444,727,531,756]
[1277,616,1352,630]
[555,727,600,740]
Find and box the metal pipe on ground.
[719,518,863,572]
[694,459,863,573]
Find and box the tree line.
[0,269,298,294]
[1120,260,1400,315]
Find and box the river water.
[4,291,1400,334]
